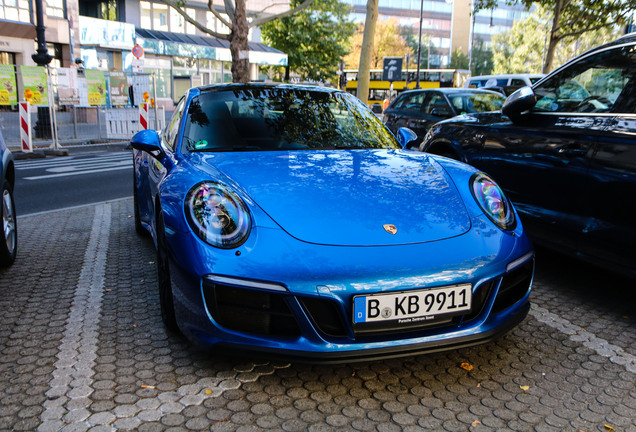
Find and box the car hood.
[191,150,471,246]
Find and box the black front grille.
[492,259,534,313]
[462,281,495,322]
[202,280,301,338]
[300,297,348,338]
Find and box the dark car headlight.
[470,173,516,231]
[185,182,251,248]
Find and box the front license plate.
[353,284,472,330]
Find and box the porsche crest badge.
[383,224,397,235]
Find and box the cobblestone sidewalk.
[0,199,634,432]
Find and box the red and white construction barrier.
[19,101,32,153]
[139,103,149,130]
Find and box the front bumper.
[166,216,534,362]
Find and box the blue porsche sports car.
[131,84,534,362]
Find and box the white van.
[465,74,545,89]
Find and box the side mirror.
[397,127,418,149]
[131,129,163,157]
[502,86,536,120]
[371,104,383,114]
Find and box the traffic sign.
[132,44,144,59]
[382,57,403,82]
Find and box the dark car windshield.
[181,87,400,153]
[447,92,505,114]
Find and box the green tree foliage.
[400,26,432,69]
[261,0,356,84]
[491,5,621,74]
[450,48,469,69]
[475,0,636,72]
[344,19,414,69]
[160,0,316,82]
[471,38,494,75]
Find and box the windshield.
[447,92,505,114]
[181,87,400,153]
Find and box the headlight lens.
[185,182,251,248]
[470,173,516,230]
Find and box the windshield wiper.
[190,145,263,152]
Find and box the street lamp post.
[32,0,64,152]
[31,0,53,67]
[415,0,424,89]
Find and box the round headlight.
[185,182,251,248]
[470,173,516,231]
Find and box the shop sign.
[79,16,135,49]
[248,51,288,66]
[57,68,80,106]
[109,71,129,106]
[85,69,107,106]
[140,39,217,60]
[0,65,17,105]
[139,38,287,66]
[19,66,48,106]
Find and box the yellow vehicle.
[344,68,471,110]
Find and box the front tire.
[0,180,17,267]
[155,203,179,332]
[133,166,147,236]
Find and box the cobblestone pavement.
[1,199,634,432]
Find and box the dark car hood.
[191,150,472,246]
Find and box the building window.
[0,51,16,64]
[206,11,230,35]
[153,3,168,31]
[140,1,151,28]
[46,0,65,18]
[100,0,118,20]
[0,0,31,23]
[169,6,195,34]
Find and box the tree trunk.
[357,0,378,106]
[230,0,250,83]
[543,0,562,74]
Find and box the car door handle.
[557,144,588,156]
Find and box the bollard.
[19,101,33,153]
[139,103,149,130]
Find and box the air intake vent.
[203,280,301,338]
[493,259,534,312]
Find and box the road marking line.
[24,165,132,180]
[18,196,133,218]
[530,304,636,374]
[46,160,131,173]
[38,203,111,432]
[15,153,131,169]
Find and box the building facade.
[0,0,288,107]
[344,0,529,68]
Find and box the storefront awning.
[135,28,287,66]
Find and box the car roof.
[468,73,544,80]
[195,82,341,95]
[397,88,503,95]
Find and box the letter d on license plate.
[353,284,472,330]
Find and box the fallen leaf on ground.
[460,362,473,371]
[520,385,530,391]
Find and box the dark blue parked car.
[131,83,534,362]
[421,34,636,278]
[0,129,16,267]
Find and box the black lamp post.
[31,0,53,66]
[415,0,424,89]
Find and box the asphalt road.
[1,197,634,431]
[13,146,133,216]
